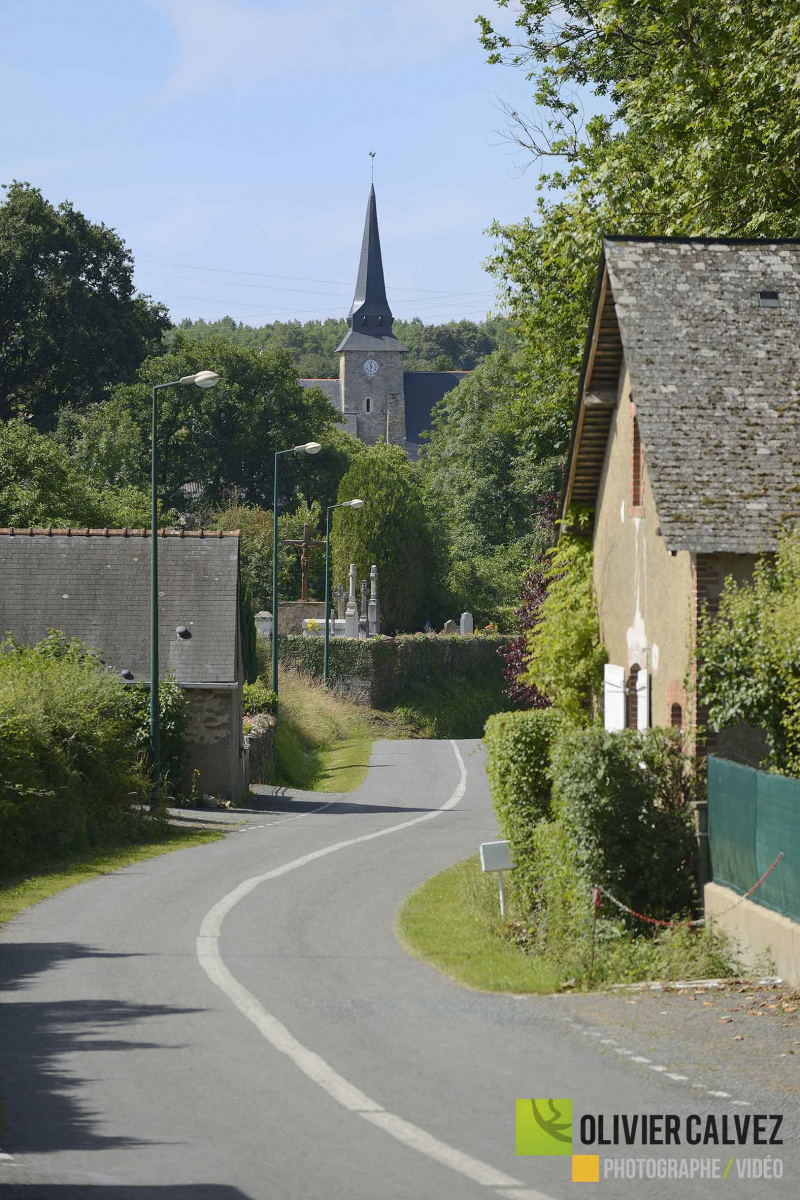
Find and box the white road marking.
[666,1073,689,1082]
[197,741,555,1200]
[707,1091,731,1098]
[631,1056,650,1064]
[649,1065,667,1072]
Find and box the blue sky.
[1,0,555,327]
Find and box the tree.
[478,1,800,237]
[54,335,343,511]
[332,442,436,633]
[419,350,560,624]
[0,182,169,428]
[211,500,328,610]
[0,419,150,528]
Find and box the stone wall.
[244,713,276,786]
[277,600,326,635]
[184,686,242,799]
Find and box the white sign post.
[479,840,515,920]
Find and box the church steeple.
[336,185,405,352]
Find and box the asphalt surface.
[0,738,798,1199]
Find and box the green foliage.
[119,677,188,793]
[0,632,152,875]
[242,680,278,717]
[520,529,605,719]
[419,351,559,623]
[53,335,340,511]
[168,314,511,377]
[332,442,437,632]
[484,708,561,906]
[551,727,696,922]
[392,676,507,740]
[479,1,800,239]
[212,501,331,611]
[0,418,150,528]
[698,529,800,775]
[0,181,169,429]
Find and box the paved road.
[0,739,797,1199]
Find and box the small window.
[631,414,643,508]
[365,397,372,413]
[671,702,683,730]
[758,290,781,309]
[626,664,640,729]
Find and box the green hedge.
[484,714,697,930]
[0,634,153,875]
[551,727,696,921]
[484,709,560,908]
[271,633,510,710]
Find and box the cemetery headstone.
[459,611,474,635]
[443,619,457,635]
[345,564,359,638]
[368,564,380,636]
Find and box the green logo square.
[516,1098,573,1156]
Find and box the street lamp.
[324,499,364,687]
[150,369,220,808]
[271,442,322,696]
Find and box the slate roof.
[336,185,406,354]
[562,237,800,553]
[299,378,342,406]
[0,529,240,684]
[403,371,469,445]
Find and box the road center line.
[196,741,555,1199]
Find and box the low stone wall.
[278,600,326,635]
[705,882,800,988]
[244,712,276,785]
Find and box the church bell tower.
[337,185,406,446]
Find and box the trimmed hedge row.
[271,633,510,710]
[483,712,696,924]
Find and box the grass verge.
[397,855,562,993]
[397,854,742,994]
[0,826,224,930]
[273,671,421,791]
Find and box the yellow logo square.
[572,1155,600,1183]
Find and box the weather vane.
[369,150,376,182]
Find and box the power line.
[137,257,495,299]
[154,290,495,322]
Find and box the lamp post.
[323,499,364,687]
[271,442,322,696]
[150,369,220,808]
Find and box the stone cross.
[359,580,368,626]
[336,583,346,621]
[345,563,359,638]
[368,564,380,636]
[282,522,326,601]
[459,611,474,635]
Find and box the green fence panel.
[708,756,800,924]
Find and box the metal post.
[498,871,506,920]
[150,385,160,808]
[324,504,332,687]
[272,450,279,696]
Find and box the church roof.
[337,185,406,354]
[403,371,468,444]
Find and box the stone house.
[0,527,245,798]
[559,237,800,759]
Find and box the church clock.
[363,358,379,376]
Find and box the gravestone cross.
[282,523,326,601]
[368,564,380,636]
[345,563,359,638]
[336,584,347,621]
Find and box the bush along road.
[0,740,798,1198]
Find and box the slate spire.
[347,184,394,336]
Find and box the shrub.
[520,525,606,721]
[119,676,188,792]
[484,709,561,907]
[243,680,278,717]
[501,563,551,708]
[551,726,696,922]
[0,633,151,875]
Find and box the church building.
[299,186,468,458]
